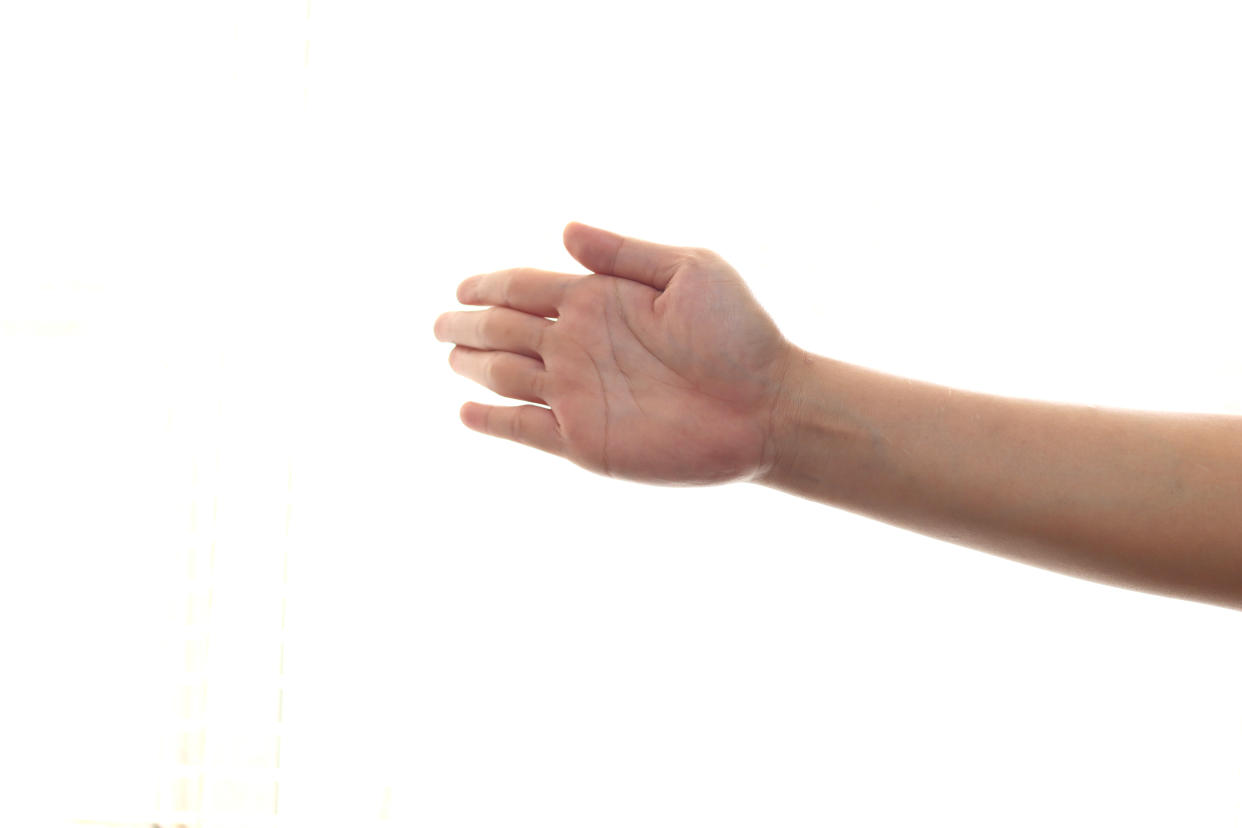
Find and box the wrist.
[755,344,823,488]
[753,346,874,494]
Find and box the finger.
[457,268,572,317]
[460,401,564,457]
[434,307,551,359]
[562,221,693,290]
[448,345,547,405]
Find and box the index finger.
[457,268,575,317]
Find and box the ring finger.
[448,346,547,405]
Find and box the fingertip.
[562,221,582,252]
[456,275,481,304]
[459,401,485,431]
[563,220,600,250]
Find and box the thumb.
[562,221,692,291]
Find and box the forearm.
[758,348,1242,611]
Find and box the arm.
[761,349,1242,611]
[434,222,1242,611]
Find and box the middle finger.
[434,307,552,359]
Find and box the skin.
[434,222,1242,611]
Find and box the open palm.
[434,222,798,484]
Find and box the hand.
[433,222,800,485]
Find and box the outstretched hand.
[434,222,800,485]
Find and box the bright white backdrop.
[1,1,1240,826]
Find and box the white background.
[1,1,1240,826]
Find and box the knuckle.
[480,310,498,341]
[483,352,499,386]
[685,247,719,267]
[500,271,517,307]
